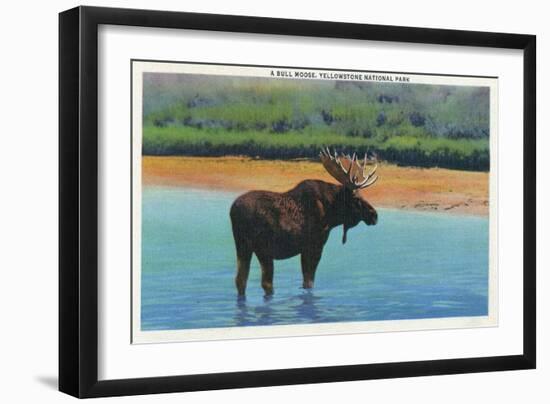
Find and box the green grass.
[144,126,372,148]
[142,126,489,170]
[141,73,491,170]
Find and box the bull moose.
[230,149,379,296]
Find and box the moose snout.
[364,210,378,226]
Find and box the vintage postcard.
[131,61,498,343]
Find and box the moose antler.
[319,147,378,190]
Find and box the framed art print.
[131,60,498,344]
[59,6,536,398]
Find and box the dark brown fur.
[230,180,377,296]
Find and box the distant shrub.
[376,112,387,127]
[409,112,426,127]
[271,119,291,133]
[377,94,399,104]
[321,109,335,125]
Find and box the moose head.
[320,148,379,243]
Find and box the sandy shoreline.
[142,156,489,216]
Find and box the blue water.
[141,186,489,331]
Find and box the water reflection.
[234,296,252,326]
[234,290,323,326]
[292,290,322,323]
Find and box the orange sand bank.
[142,156,489,216]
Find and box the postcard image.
[131,61,497,343]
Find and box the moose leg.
[301,248,322,289]
[257,254,274,296]
[235,247,252,297]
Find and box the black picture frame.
[59,5,536,398]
